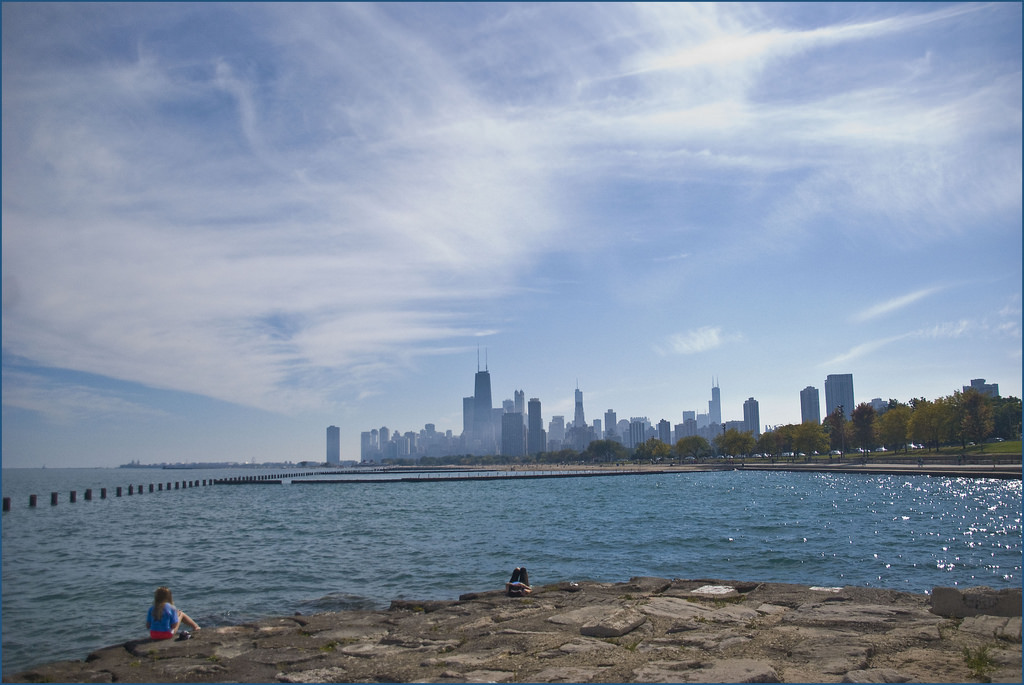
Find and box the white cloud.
[656,326,740,356]
[853,286,944,323]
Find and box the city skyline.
[3,3,1020,468]
[359,363,1007,462]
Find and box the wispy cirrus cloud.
[655,326,742,356]
[853,286,945,323]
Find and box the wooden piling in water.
[70,491,77,503]
[85,489,92,501]
[29,495,37,507]
[101,488,107,499]
[3,497,10,512]
[51,492,58,506]
[116,487,122,497]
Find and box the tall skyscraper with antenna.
[472,349,494,451]
[574,384,586,428]
[709,378,722,425]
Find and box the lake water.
[2,467,1020,674]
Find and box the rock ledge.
[5,578,1021,683]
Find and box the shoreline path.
[6,578,1020,683]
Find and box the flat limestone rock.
[580,606,647,637]
[530,666,606,682]
[959,615,1023,642]
[6,577,1023,684]
[841,668,911,683]
[640,596,714,620]
[277,666,348,683]
[636,658,780,684]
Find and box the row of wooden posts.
[1,471,339,511]
[2,479,211,512]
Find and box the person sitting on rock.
[147,586,200,640]
[506,566,532,596]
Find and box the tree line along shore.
[371,390,1020,469]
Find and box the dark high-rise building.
[658,419,671,444]
[528,397,546,454]
[574,386,586,428]
[473,364,494,451]
[743,397,760,437]
[501,412,526,458]
[326,426,340,465]
[800,386,821,424]
[825,374,855,421]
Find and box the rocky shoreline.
[5,578,1021,683]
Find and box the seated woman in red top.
[146,586,200,640]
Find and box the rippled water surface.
[2,467,1020,673]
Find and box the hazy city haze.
[2,2,1021,467]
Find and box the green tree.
[756,430,781,458]
[635,437,671,462]
[959,389,995,448]
[991,396,1022,440]
[715,428,755,458]
[877,404,911,452]
[823,408,849,454]
[793,421,828,456]
[582,439,628,463]
[909,397,954,451]
[674,435,711,460]
[850,403,877,453]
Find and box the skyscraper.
[709,380,722,425]
[501,412,526,457]
[743,398,760,437]
[800,386,821,424]
[574,386,586,428]
[514,389,525,414]
[604,409,617,440]
[825,374,855,421]
[528,398,546,454]
[657,419,671,444]
[473,360,494,451]
[326,426,340,465]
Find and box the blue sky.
[3,2,1020,468]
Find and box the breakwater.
[6,578,1020,683]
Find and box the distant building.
[473,365,494,452]
[501,412,526,458]
[514,390,525,414]
[709,381,722,425]
[964,378,999,398]
[658,419,671,444]
[628,417,649,448]
[548,416,566,449]
[604,409,618,441]
[743,397,760,437]
[528,398,546,454]
[800,386,821,425]
[574,387,586,428]
[825,374,855,421]
[592,419,602,440]
[870,397,887,414]
[326,426,340,465]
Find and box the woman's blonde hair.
[153,586,173,615]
